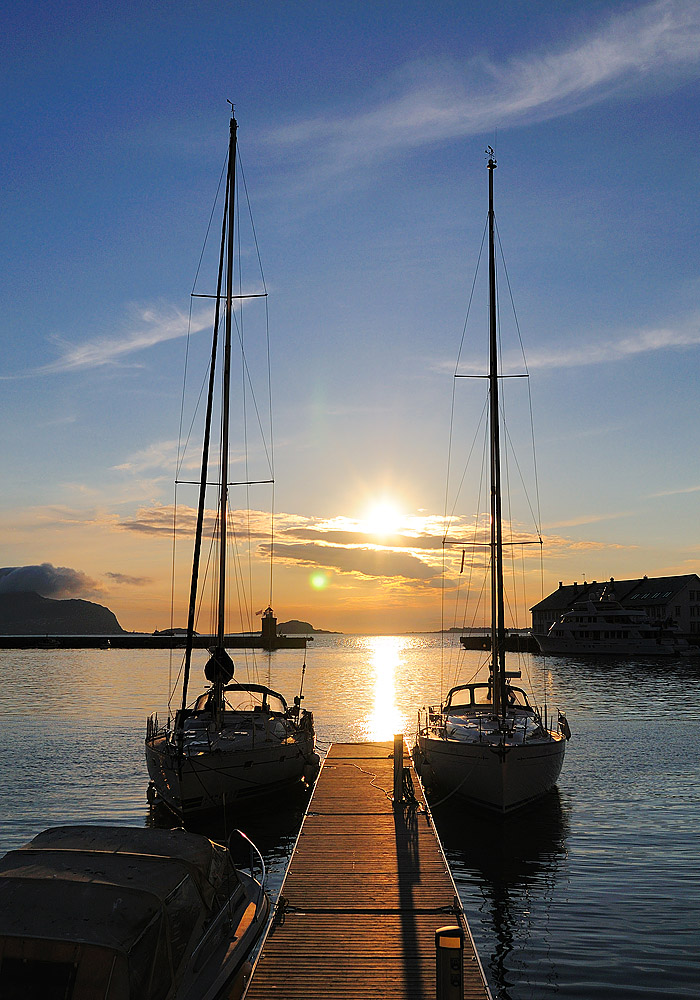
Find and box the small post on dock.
[436,924,464,999]
[393,732,403,804]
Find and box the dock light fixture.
[435,924,464,1000]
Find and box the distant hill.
[277,619,339,634]
[0,592,125,635]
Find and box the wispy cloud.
[37,305,212,375]
[105,572,152,586]
[37,414,77,427]
[546,510,636,529]
[118,504,275,539]
[112,440,182,475]
[266,541,439,582]
[648,483,700,498]
[522,319,700,371]
[266,1,700,175]
[285,525,447,550]
[543,536,633,556]
[449,314,700,374]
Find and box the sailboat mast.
[178,130,230,721]
[487,150,507,718]
[217,112,237,648]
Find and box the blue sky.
[2,0,699,632]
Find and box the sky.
[2,0,699,634]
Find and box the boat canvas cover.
[0,826,235,998]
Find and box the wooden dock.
[243,740,491,1000]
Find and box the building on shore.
[531,574,700,640]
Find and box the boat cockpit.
[444,681,534,713]
[193,684,289,717]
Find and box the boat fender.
[229,961,254,1000]
[303,753,320,783]
[146,781,157,805]
[558,712,572,740]
[420,763,434,793]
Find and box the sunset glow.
[3,3,700,635]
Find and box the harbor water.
[1,634,698,998]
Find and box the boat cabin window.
[127,908,172,1000]
[164,875,205,971]
[445,684,493,710]
[192,687,288,715]
[223,688,287,715]
[445,683,532,711]
[506,686,532,709]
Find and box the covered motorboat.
[0,825,269,1000]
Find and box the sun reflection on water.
[361,635,408,740]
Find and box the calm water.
[1,634,699,999]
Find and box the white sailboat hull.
[416,730,566,814]
[146,732,316,817]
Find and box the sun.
[364,501,404,538]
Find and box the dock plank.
[244,740,491,1000]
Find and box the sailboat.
[145,110,318,819]
[415,150,570,814]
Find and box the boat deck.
[243,740,491,999]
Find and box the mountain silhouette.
[0,591,125,635]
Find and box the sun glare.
[364,502,403,538]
